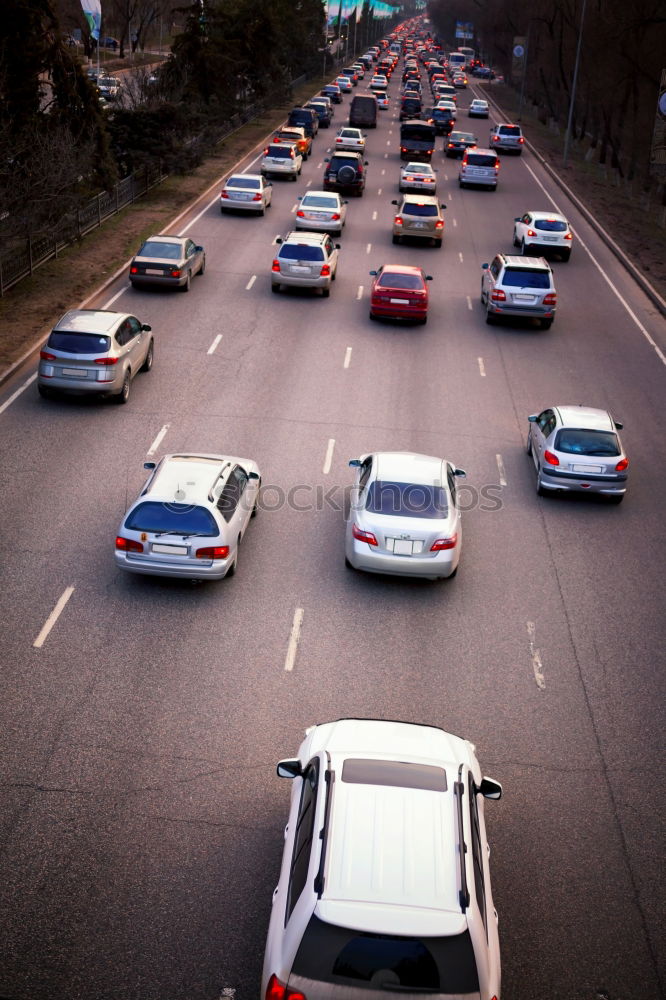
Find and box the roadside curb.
[479,86,666,318]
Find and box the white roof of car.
[375,451,445,483]
[555,405,614,429]
[55,309,127,333]
[525,210,568,222]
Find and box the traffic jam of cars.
[33,20,636,1000]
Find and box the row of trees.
[427,0,666,185]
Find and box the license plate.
[390,298,410,304]
[392,539,413,556]
[308,213,327,220]
[291,265,310,274]
[145,268,163,275]
[152,543,188,555]
[233,192,251,200]
[542,235,557,241]
[61,368,87,377]
[412,222,427,229]
[514,294,536,302]
[572,464,602,474]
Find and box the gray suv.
[481,254,557,329]
[489,122,525,153]
[38,310,153,403]
[271,231,340,296]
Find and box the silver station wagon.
[115,453,261,579]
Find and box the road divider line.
[467,296,473,311]
[207,334,223,355]
[458,252,464,263]
[317,161,323,168]
[366,243,372,254]
[344,346,352,368]
[284,607,304,672]
[147,423,170,456]
[306,179,312,187]
[245,274,256,291]
[448,192,453,200]
[103,287,126,309]
[444,173,449,181]
[386,140,391,146]
[496,453,507,486]
[323,438,335,475]
[384,152,388,159]
[372,210,377,220]
[527,621,546,690]
[477,357,486,376]
[356,285,364,300]
[381,168,386,175]
[33,586,75,649]
[452,218,458,227]
[377,188,382,196]
[291,203,297,213]
[0,373,37,417]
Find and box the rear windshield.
[125,502,217,536]
[48,331,111,353]
[138,240,181,258]
[330,156,359,168]
[554,429,620,456]
[351,97,376,108]
[289,112,310,122]
[301,196,338,209]
[534,219,568,231]
[503,268,550,288]
[499,125,521,135]
[465,153,498,166]
[227,176,259,189]
[265,146,292,158]
[403,202,438,217]
[365,480,447,518]
[292,917,479,994]
[401,125,435,142]
[402,100,422,110]
[377,272,423,290]
[279,244,324,261]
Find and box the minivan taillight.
[265,974,306,1000]
[490,289,506,301]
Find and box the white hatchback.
[513,211,573,261]
[334,127,366,152]
[262,718,503,1000]
[261,143,303,181]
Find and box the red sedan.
[368,264,432,324]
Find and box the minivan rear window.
[465,153,498,166]
[265,146,292,158]
[503,268,550,288]
[125,502,217,535]
[48,332,111,354]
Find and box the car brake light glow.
[331,213,341,220]
[394,216,403,225]
[352,523,378,546]
[130,266,138,274]
[40,350,56,361]
[220,191,230,198]
[435,220,444,229]
[115,536,143,553]
[431,534,457,551]
[320,264,331,276]
[490,289,506,301]
[271,259,281,272]
[527,228,536,237]
[94,356,119,365]
[564,232,573,240]
[492,135,499,141]
[265,973,307,1000]
[296,210,305,217]
[615,457,629,471]
[544,450,559,466]
[252,193,262,201]
[518,136,525,143]
[170,269,181,278]
[543,293,557,305]
[196,546,229,559]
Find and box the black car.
[323,152,368,196]
[399,97,422,121]
[321,85,343,105]
[430,107,456,135]
[287,107,318,139]
[307,101,333,128]
[445,130,478,157]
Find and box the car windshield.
[403,202,438,216]
[301,196,338,209]
[466,154,497,166]
[227,176,260,189]
[503,268,550,288]
[554,429,620,456]
[377,272,424,290]
[366,481,447,518]
[138,241,181,259]
[279,244,325,261]
[125,502,218,535]
[48,332,111,354]
[534,219,568,232]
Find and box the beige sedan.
[391,194,447,247]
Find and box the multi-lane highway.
[0,64,665,1000]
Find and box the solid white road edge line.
[208,334,223,355]
[496,453,507,486]
[147,423,170,456]
[344,346,352,368]
[323,438,335,475]
[284,607,304,672]
[33,586,75,649]
[527,621,546,690]
[103,287,126,309]
[0,373,37,416]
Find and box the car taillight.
[615,457,629,471]
[130,265,138,273]
[492,135,499,141]
[431,534,458,551]
[252,193,262,201]
[40,350,56,361]
[320,264,331,276]
[220,191,230,198]
[336,137,343,142]
[447,142,454,148]
[490,289,506,301]
[435,220,444,229]
[265,973,307,1000]
[394,216,403,225]
[170,269,181,278]
[400,146,408,152]
[564,232,573,240]
[543,293,557,305]
[115,536,143,553]
[289,150,294,158]
[196,546,229,559]
[94,356,119,365]
[527,228,536,237]
[271,259,281,272]
[518,136,525,143]
[352,523,378,546]
[296,210,305,218]
[543,450,559,466]
[331,213,341,220]
[263,147,269,154]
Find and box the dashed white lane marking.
[381,168,386,175]
[245,274,256,291]
[452,218,458,227]
[496,453,507,486]
[372,210,377,220]
[366,243,372,254]
[284,607,305,672]
[317,161,323,168]
[356,285,364,300]
[33,586,75,649]
[384,152,388,159]
[444,173,449,181]
[0,373,37,417]
[467,295,473,311]
[344,346,352,368]
[527,621,546,690]
[448,191,453,200]
[208,334,223,355]
[389,129,393,135]
[458,252,464,263]
[377,188,382,196]
[291,203,297,213]
[306,179,312,187]
[218,989,236,1000]
[103,287,125,309]
[147,423,170,455]
[386,140,391,146]
[323,438,335,475]
[477,357,486,376]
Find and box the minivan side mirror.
[527,414,538,422]
[277,759,302,779]
[478,776,502,800]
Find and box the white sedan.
[375,91,390,109]
[399,161,437,193]
[469,98,489,118]
[370,74,388,91]
[220,173,272,214]
[334,127,366,152]
[513,210,574,261]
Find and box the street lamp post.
[517,22,531,122]
[563,0,588,167]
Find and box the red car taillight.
[564,232,573,240]
[394,215,403,225]
[170,269,181,278]
[518,136,525,143]
[331,213,341,220]
[130,265,138,274]
[252,193,262,201]
[431,534,457,551]
[492,135,499,141]
[615,457,629,471]
[543,450,559,466]
[40,350,56,361]
[296,210,305,218]
[265,973,307,1000]
[115,536,143,553]
[94,356,119,365]
[527,228,536,237]
[435,219,444,229]
[352,523,378,546]
[271,259,281,272]
[320,264,331,276]
[543,293,557,305]
[220,191,230,198]
[490,289,506,301]
[196,546,229,559]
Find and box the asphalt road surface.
[0,67,665,1000]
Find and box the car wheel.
[434,238,442,248]
[115,370,131,404]
[251,479,261,517]
[369,311,377,321]
[258,206,265,216]
[541,318,553,330]
[521,239,529,256]
[512,230,519,247]
[271,283,280,293]
[536,468,546,496]
[446,564,458,579]
[526,430,533,455]
[38,385,53,399]
[322,287,331,298]
[141,339,154,372]
[458,180,464,188]
[485,308,496,325]
[345,556,355,570]
[181,272,191,292]
[419,315,428,325]
[606,494,624,505]
[226,542,239,577]
[198,255,205,276]
[392,234,400,244]
[562,250,571,262]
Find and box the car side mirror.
[425,275,433,281]
[613,420,624,430]
[478,776,502,800]
[514,217,520,222]
[369,270,377,276]
[194,246,203,252]
[349,459,361,468]
[141,324,152,331]
[275,237,283,244]
[277,758,302,779]
[527,414,538,423]
[248,471,260,480]
[364,160,369,165]
[324,157,330,162]
[343,200,349,204]
[143,461,156,470]
[481,262,489,270]
[335,243,341,249]
[391,199,398,205]
[441,204,447,209]
[454,468,466,478]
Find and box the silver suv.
[271,231,340,297]
[481,254,557,329]
[38,310,153,403]
[489,122,525,153]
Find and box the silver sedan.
[345,451,466,579]
[129,235,205,291]
[295,191,347,235]
[399,161,438,193]
[220,173,273,214]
